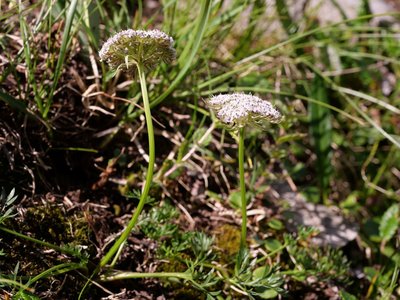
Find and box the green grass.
[0,0,399,298]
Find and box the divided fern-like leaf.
[0,188,18,224]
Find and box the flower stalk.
[238,126,247,249]
[204,93,283,263]
[98,29,175,267]
[100,62,155,267]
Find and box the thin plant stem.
[0,278,33,293]
[238,127,247,249]
[256,242,288,264]
[28,262,84,285]
[100,62,155,267]
[101,271,191,281]
[0,225,82,258]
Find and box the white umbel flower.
[205,93,283,129]
[99,29,175,74]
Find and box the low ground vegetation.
[0,0,399,299]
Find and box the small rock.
[273,183,359,248]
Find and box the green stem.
[238,127,247,249]
[100,63,155,267]
[101,271,191,281]
[256,242,288,264]
[0,225,81,258]
[0,278,33,292]
[28,262,84,285]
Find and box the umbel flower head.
[99,29,175,74]
[205,93,283,129]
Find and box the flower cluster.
[205,93,283,129]
[99,29,175,74]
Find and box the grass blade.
[148,0,212,110]
[276,0,298,36]
[0,89,28,113]
[237,13,400,65]
[338,87,400,115]
[308,75,332,203]
[18,2,43,114]
[0,90,50,130]
[302,59,400,149]
[43,0,79,118]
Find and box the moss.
[214,224,241,264]
[158,256,187,273]
[118,172,138,195]
[22,204,91,246]
[0,203,94,296]
[156,256,205,300]
[173,286,206,300]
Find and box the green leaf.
[363,218,380,242]
[339,290,357,300]
[301,186,320,204]
[264,238,283,252]
[381,244,400,264]
[229,191,241,209]
[267,219,284,230]
[257,289,278,299]
[379,204,399,242]
[253,266,270,280]
[363,266,378,281]
[228,191,251,210]
[340,193,359,210]
[14,290,41,300]
[0,90,28,113]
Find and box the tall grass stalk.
[18,2,42,114]
[44,0,78,118]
